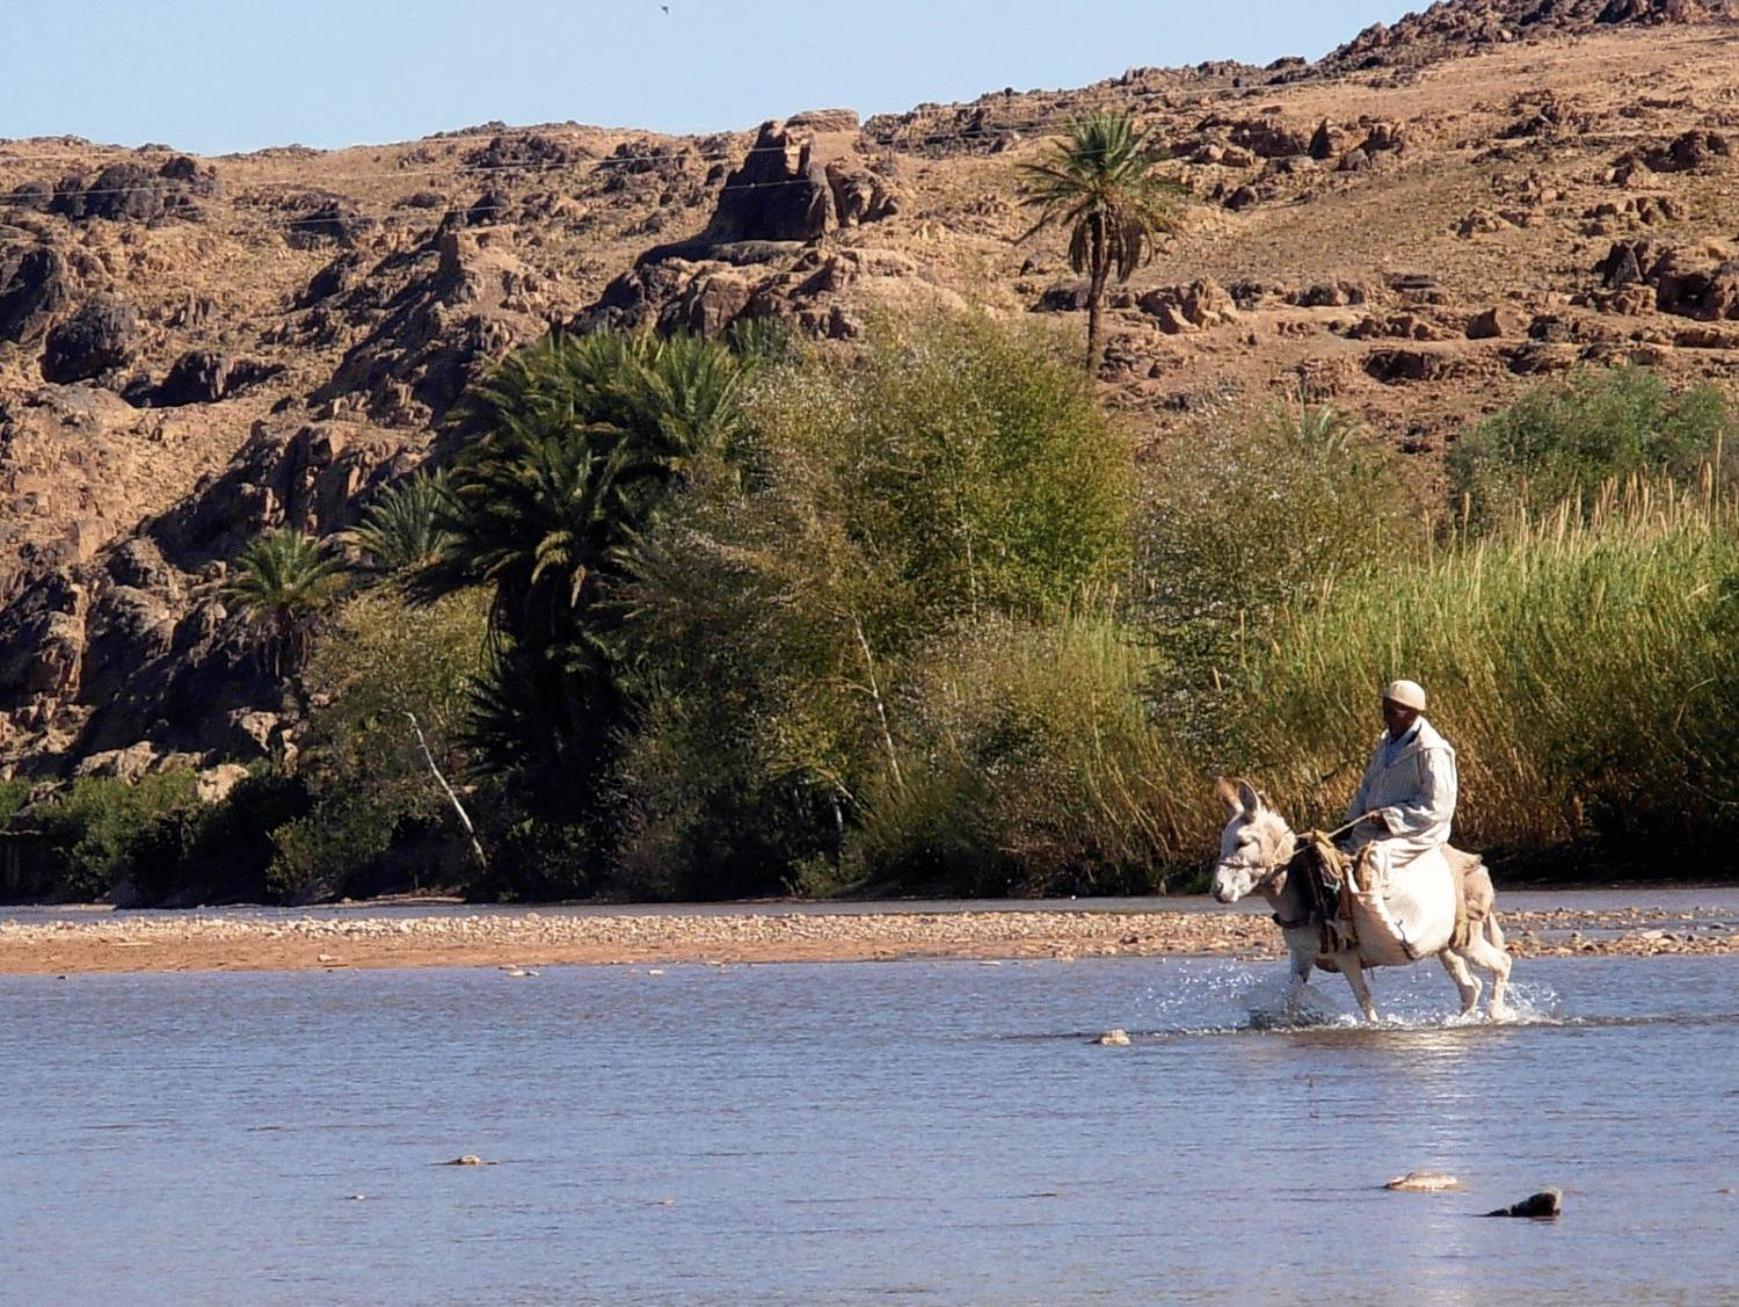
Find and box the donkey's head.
[1210,777,1297,904]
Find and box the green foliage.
[621,313,1140,894]
[226,528,347,678]
[1448,367,1734,531]
[29,772,199,901]
[268,800,396,904]
[425,328,758,811]
[289,587,490,895]
[1137,399,1424,753]
[0,777,30,829]
[857,612,1197,896]
[14,767,310,905]
[347,470,456,575]
[1019,110,1183,366]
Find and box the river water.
[4,954,1736,1305]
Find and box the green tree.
[226,528,347,679]
[620,312,1139,895]
[280,588,492,899]
[347,470,456,576]
[1447,366,1734,532]
[1019,111,1182,371]
[421,329,758,815]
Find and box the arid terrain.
[3,0,1739,787]
[1,899,1733,974]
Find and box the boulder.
[228,709,283,760]
[1485,1188,1562,1218]
[80,585,179,702]
[107,539,184,597]
[1599,240,1650,289]
[0,246,69,345]
[284,197,374,249]
[196,763,250,805]
[1287,282,1368,308]
[150,350,232,406]
[824,161,901,228]
[1308,119,1342,161]
[662,269,755,336]
[5,180,54,212]
[41,298,140,384]
[1466,306,1523,339]
[785,108,862,134]
[72,741,160,782]
[1384,1170,1463,1191]
[1139,279,1238,334]
[1364,348,1468,384]
[1227,117,1313,159]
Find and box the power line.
[0,85,1231,207]
[0,76,1240,171]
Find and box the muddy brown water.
[4,950,1737,1304]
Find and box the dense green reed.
[1233,473,1739,864]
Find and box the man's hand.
[1364,809,1392,834]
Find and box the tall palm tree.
[420,327,758,806]
[226,529,347,679]
[1019,111,1182,372]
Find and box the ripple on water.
[1,953,1736,1304]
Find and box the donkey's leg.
[1284,948,1313,1020]
[1340,956,1379,1022]
[1460,915,1513,1019]
[1439,948,1481,1016]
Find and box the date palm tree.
[417,328,760,809]
[226,528,347,679]
[1019,111,1182,372]
[347,470,456,576]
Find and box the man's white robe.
[1345,716,1458,872]
[1338,716,1460,962]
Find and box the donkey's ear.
[1215,776,1242,814]
[1236,780,1262,817]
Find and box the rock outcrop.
[40,298,139,384]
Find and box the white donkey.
[1209,778,1513,1021]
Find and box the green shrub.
[856,611,1199,896]
[267,800,396,904]
[0,777,30,829]
[1448,367,1733,531]
[619,311,1139,895]
[30,772,199,901]
[1137,398,1424,755]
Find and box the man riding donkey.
[1210,677,1514,1020]
[1340,679,1456,880]
[1319,678,1473,961]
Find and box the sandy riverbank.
[2,904,1736,974]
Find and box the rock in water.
[1384,1170,1463,1192]
[1094,1029,1131,1046]
[1485,1188,1563,1217]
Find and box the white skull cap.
[1382,679,1427,711]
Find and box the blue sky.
[1,2,1422,155]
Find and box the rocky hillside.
[2,0,1737,782]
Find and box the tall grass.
[857,609,1205,895]
[1235,467,1739,862]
